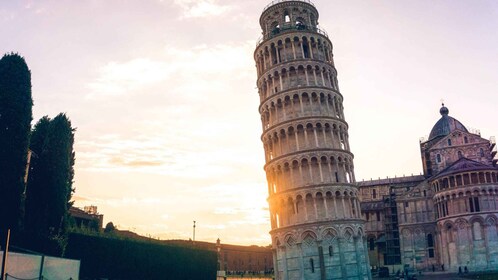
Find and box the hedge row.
[66,233,216,280]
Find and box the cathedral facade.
[360,105,498,273]
[254,1,371,279]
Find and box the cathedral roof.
[428,104,468,141]
[432,157,496,180]
[360,201,384,211]
[358,175,425,187]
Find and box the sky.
[1,0,497,246]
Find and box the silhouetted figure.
[432,264,435,272]
[464,266,468,274]
[458,266,462,274]
[441,264,445,271]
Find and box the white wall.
[0,251,80,280]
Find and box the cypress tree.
[0,53,33,233]
[25,117,51,237]
[24,114,75,254]
[44,113,75,235]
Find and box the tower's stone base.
[272,222,372,280]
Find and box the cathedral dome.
[428,104,468,140]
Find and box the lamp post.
[193,221,196,244]
[216,238,221,271]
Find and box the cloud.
[76,134,174,172]
[72,195,91,202]
[79,41,258,178]
[109,157,164,167]
[213,207,238,215]
[86,42,254,99]
[173,0,230,19]
[76,133,241,178]
[0,9,15,21]
[86,58,172,98]
[23,2,47,15]
[92,197,163,207]
[161,214,171,220]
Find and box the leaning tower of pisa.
[254,1,371,279]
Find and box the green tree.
[24,117,51,236]
[24,114,75,254]
[104,222,116,233]
[44,113,75,235]
[0,53,33,233]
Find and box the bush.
[65,232,217,280]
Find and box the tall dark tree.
[0,53,33,233]
[44,113,75,235]
[24,117,51,236]
[25,114,75,254]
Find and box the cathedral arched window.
[448,139,452,146]
[427,234,434,258]
[458,151,463,158]
[427,233,434,247]
[328,245,333,256]
[479,148,485,157]
[436,154,441,163]
[368,237,375,251]
[464,136,468,144]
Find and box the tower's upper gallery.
[259,0,321,42]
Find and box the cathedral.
[360,104,498,273]
[253,1,498,279]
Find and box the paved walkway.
[414,273,468,279]
[374,271,469,280]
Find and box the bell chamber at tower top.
[257,0,329,45]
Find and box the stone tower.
[254,1,371,279]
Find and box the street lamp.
[193,221,196,244]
